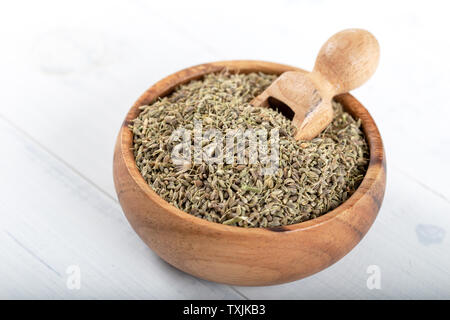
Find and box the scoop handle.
[313,29,380,95]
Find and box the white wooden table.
[1,0,449,299]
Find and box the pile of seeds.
[131,72,369,228]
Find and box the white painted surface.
[0,0,449,299]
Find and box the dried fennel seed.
[131,72,369,228]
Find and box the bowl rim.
[117,60,385,234]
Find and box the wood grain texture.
[113,60,386,286]
[251,29,380,141]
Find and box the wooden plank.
[236,168,450,299]
[0,117,242,299]
[146,0,450,200]
[0,1,216,197]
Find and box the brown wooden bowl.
[113,60,386,286]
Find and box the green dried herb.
[131,72,369,228]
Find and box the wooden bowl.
[113,60,386,286]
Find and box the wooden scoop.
[251,29,380,140]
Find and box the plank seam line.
[393,165,450,205]
[4,230,62,278]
